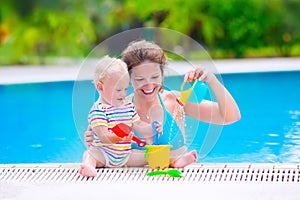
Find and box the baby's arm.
[93,125,132,144]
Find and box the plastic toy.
[146,169,183,178]
[176,79,208,106]
[152,121,159,145]
[144,145,172,169]
[111,123,146,147]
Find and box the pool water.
[0,81,84,163]
[207,71,300,163]
[0,71,299,164]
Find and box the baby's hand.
[154,121,163,135]
[122,132,133,142]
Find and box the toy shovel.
[111,123,146,147]
[152,121,159,145]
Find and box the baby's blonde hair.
[93,55,128,86]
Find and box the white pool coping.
[1,57,300,84]
[1,163,300,200]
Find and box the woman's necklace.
[139,109,151,121]
[139,105,160,121]
[135,97,159,121]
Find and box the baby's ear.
[96,81,103,91]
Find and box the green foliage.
[1,0,300,65]
[110,0,300,58]
[0,0,97,64]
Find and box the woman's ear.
[96,81,103,92]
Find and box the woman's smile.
[142,88,155,95]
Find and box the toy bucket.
[145,145,172,169]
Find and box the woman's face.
[130,61,163,102]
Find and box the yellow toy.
[176,79,208,106]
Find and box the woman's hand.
[84,125,94,147]
[184,67,216,84]
[183,67,241,125]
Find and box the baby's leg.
[169,147,197,168]
[79,148,105,177]
[126,149,147,167]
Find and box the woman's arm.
[183,67,241,125]
[84,125,94,147]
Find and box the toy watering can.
[176,79,208,106]
[111,123,146,147]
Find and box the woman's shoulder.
[160,90,182,113]
[161,90,180,101]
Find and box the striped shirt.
[88,100,140,143]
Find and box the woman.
[84,40,241,168]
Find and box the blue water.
[1,71,300,164]
[0,81,84,163]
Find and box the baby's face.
[101,72,130,107]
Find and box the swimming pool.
[0,71,299,164]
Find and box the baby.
[79,56,159,177]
